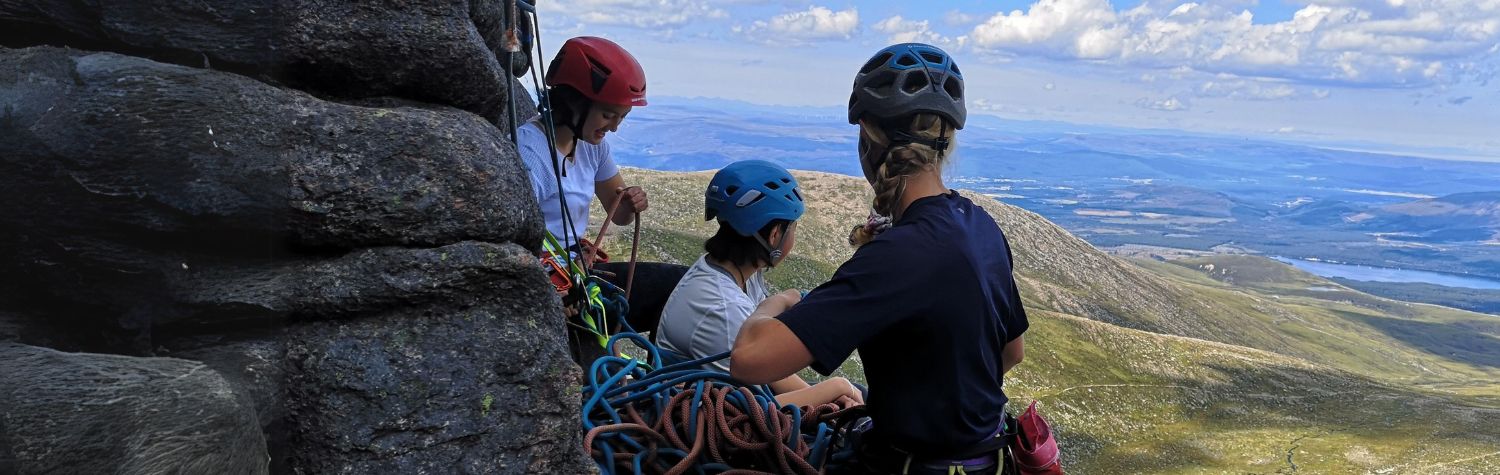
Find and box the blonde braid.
[850,113,956,247]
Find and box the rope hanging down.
[583,333,869,475]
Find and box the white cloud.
[872,15,966,49]
[970,0,1127,59]
[539,0,728,29]
[737,6,859,45]
[1196,78,1331,100]
[965,0,1500,88]
[1139,96,1189,111]
[945,10,980,26]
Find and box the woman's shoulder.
[844,230,940,274]
[673,257,741,300]
[513,122,550,158]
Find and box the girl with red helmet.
[516,36,687,361]
[523,36,648,247]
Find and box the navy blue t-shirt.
[776,191,1029,458]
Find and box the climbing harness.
[538,188,643,352]
[582,332,869,475]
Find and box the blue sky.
[532,1,1500,160]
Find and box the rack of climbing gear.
[582,333,868,475]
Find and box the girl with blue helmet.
[730,44,1031,475]
[656,160,866,409]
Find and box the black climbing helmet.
[847,43,966,130]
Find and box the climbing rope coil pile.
[582,333,867,475]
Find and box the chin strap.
[568,101,590,158]
[751,222,789,268]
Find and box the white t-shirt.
[657,255,771,372]
[515,121,619,249]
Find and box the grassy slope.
[1010,311,1499,474]
[592,168,1500,474]
[1148,255,1500,398]
[1326,278,1500,317]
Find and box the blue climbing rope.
[580,332,865,475]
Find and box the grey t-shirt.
[656,254,770,372]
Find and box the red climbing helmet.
[546,36,648,107]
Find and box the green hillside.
[592,168,1500,474]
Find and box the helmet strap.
[888,128,950,157]
[551,96,593,163]
[566,101,592,160]
[752,222,788,268]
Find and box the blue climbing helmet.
[705,160,805,237]
[847,43,966,129]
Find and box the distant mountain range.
[610,99,1500,282]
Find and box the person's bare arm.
[768,373,811,394]
[772,377,864,409]
[1002,335,1025,375]
[730,290,813,385]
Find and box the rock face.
[2,47,540,251]
[284,242,587,473]
[0,2,592,472]
[1,47,544,352]
[0,0,531,125]
[173,337,292,472]
[0,343,269,474]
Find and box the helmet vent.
[951,63,962,76]
[735,190,766,208]
[896,54,919,67]
[781,178,791,183]
[792,188,803,201]
[866,71,896,90]
[944,77,963,99]
[861,53,893,74]
[764,181,781,190]
[586,57,613,76]
[725,185,739,196]
[587,57,612,94]
[902,72,930,93]
[590,70,608,94]
[920,52,944,64]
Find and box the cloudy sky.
[531,0,1500,160]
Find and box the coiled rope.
[583,333,867,475]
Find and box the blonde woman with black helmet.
[729,43,1030,475]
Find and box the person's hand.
[818,377,864,410]
[617,186,648,214]
[834,395,859,410]
[775,289,803,307]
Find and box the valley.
[594,168,1500,474]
